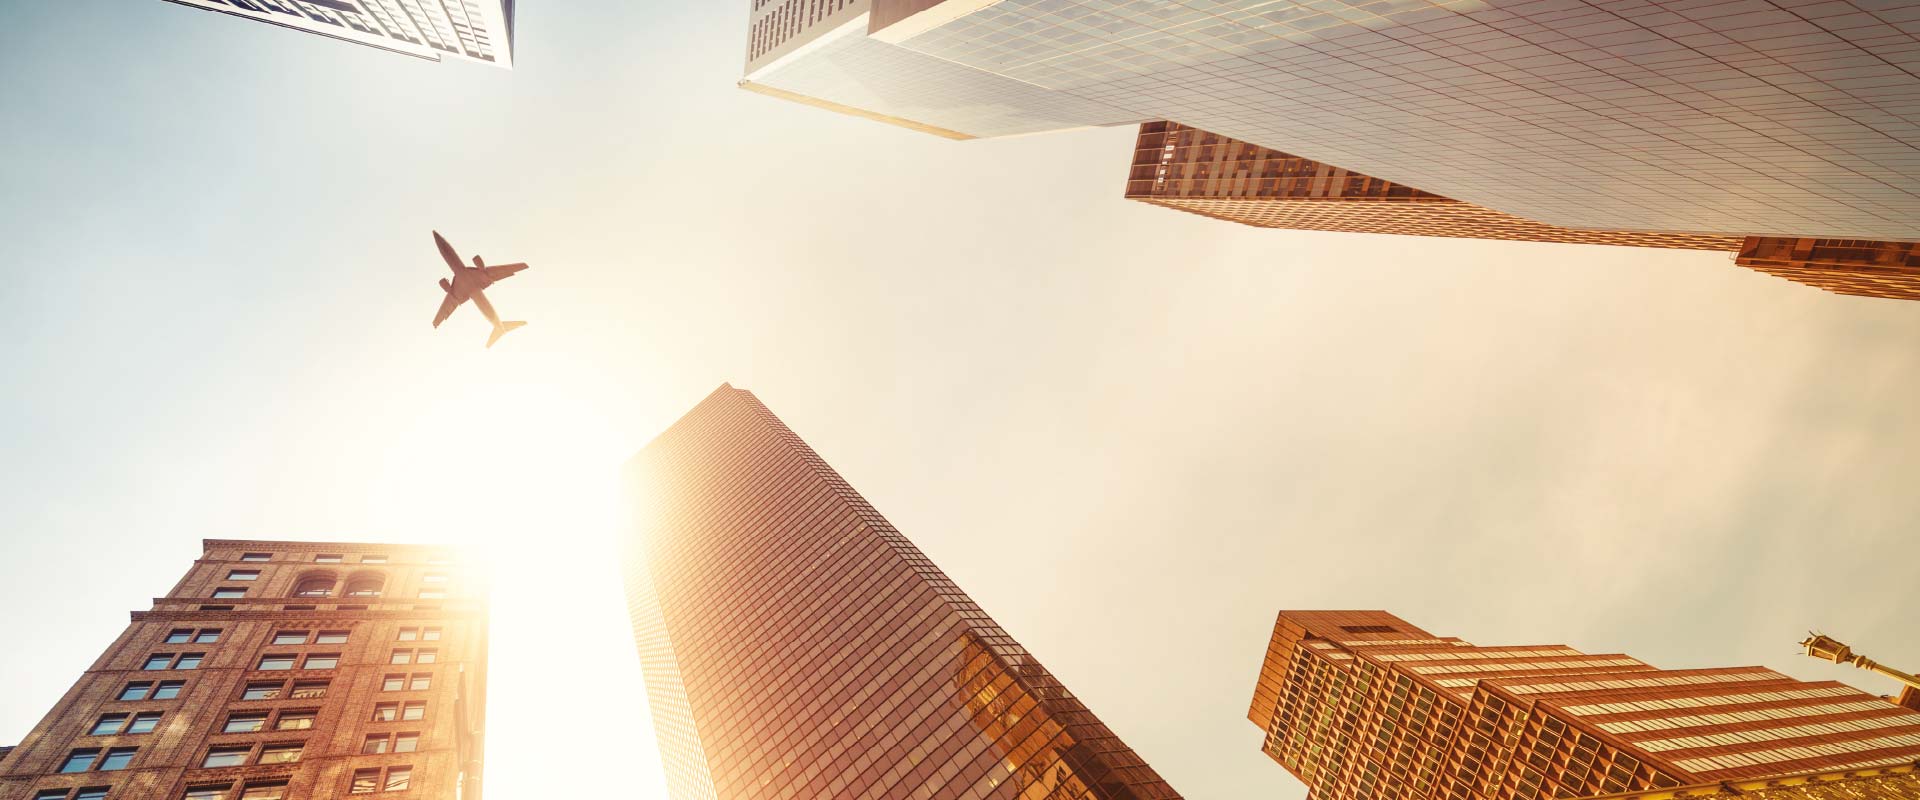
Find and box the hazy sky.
[4,3,1920,799]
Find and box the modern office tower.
[1248,611,1920,800]
[157,1,515,67]
[0,540,487,800]
[1126,121,1920,300]
[623,384,1181,800]
[743,0,1920,242]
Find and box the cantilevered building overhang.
[748,0,1920,242]
[160,0,516,67]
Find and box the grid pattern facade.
[1249,611,1920,800]
[1126,122,1746,251]
[743,14,1143,140]
[623,384,1181,800]
[159,0,514,66]
[0,540,486,800]
[1586,762,1920,800]
[886,0,1920,240]
[1735,237,1920,299]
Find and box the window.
[143,655,172,670]
[119,681,153,700]
[271,631,308,645]
[421,627,441,641]
[91,714,128,735]
[127,712,162,734]
[257,743,302,765]
[224,712,267,733]
[185,785,230,800]
[351,765,412,793]
[284,605,315,611]
[34,790,70,800]
[344,578,383,597]
[396,628,418,641]
[392,732,418,753]
[203,746,249,768]
[371,703,398,722]
[199,605,233,611]
[422,573,448,583]
[243,681,282,700]
[166,629,194,644]
[257,654,295,671]
[409,674,431,691]
[314,554,343,564]
[226,570,259,581]
[363,734,390,754]
[274,711,316,731]
[61,749,100,772]
[146,652,201,670]
[241,552,271,562]
[292,578,333,597]
[400,702,425,721]
[415,650,436,664]
[98,748,135,770]
[194,629,222,643]
[290,681,329,699]
[211,587,247,599]
[417,591,446,599]
[314,630,349,644]
[73,789,108,800]
[302,654,339,670]
[361,555,387,564]
[175,653,204,670]
[390,650,412,665]
[383,674,405,691]
[153,681,184,699]
[240,782,288,800]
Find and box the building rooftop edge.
[200,538,465,552]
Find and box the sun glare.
[358,368,668,798]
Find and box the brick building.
[623,384,1181,800]
[1249,611,1920,800]
[0,540,486,800]
[1126,122,1920,301]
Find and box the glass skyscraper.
[623,384,1181,800]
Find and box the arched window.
[292,575,336,597]
[344,576,385,597]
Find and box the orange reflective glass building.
[1248,611,1920,800]
[623,385,1182,800]
[1128,122,1920,302]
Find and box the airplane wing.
[432,291,465,328]
[483,263,528,281]
[432,231,464,274]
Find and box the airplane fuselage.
[446,269,503,327]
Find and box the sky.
[3,2,1920,799]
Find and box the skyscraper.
[0,540,487,800]
[623,384,1182,800]
[1126,121,1920,300]
[1248,611,1920,800]
[743,0,1920,242]
[157,1,515,67]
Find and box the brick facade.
[0,540,486,800]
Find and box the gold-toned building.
[623,384,1181,800]
[0,540,486,800]
[1585,762,1920,800]
[1127,122,1920,302]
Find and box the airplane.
[429,230,529,348]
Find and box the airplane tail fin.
[486,320,527,349]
